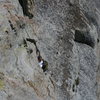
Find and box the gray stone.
[0,0,100,100]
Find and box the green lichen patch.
[0,72,5,89]
[0,80,5,89]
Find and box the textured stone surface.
[0,0,100,100]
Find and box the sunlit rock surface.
[0,0,100,100]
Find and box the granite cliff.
[0,0,100,100]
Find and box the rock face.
[0,0,100,100]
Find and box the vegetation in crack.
[74,30,95,48]
[18,0,33,19]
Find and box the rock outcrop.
[0,0,100,100]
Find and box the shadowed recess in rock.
[18,0,33,19]
[74,30,95,48]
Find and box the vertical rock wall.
[0,0,100,100]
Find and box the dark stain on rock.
[75,77,79,86]
[23,39,27,47]
[27,48,33,54]
[97,38,99,43]
[8,20,17,35]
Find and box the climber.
[26,38,48,72]
[37,55,48,72]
